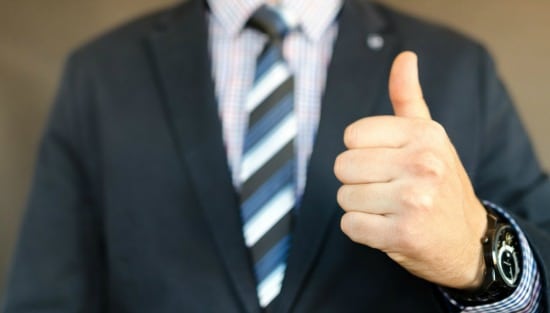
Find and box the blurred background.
[1,0,549,297]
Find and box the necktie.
[239,5,297,309]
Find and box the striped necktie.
[239,5,297,309]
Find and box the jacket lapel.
[146,0,402,311]
[146,1,260,312]
[277,1,400,312]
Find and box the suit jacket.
[4,0,550,312]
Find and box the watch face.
[495,226,520,287]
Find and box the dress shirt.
[206,0,541,311]
[208,0,341,196]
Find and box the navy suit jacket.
[4,0,550,312]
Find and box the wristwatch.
[446,206,522,305]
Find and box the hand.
[334,51,488,290]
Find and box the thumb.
[389,51,431,119]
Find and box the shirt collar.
[207,0,343,41]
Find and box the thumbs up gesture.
[334,52,488,290]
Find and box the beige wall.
[1,0,549,296]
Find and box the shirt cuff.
[441,201,543,313]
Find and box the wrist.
[445,205,522,304]
[460,199,488,290]
[463,247,486,291]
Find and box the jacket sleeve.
[2,53,105,313]
[472,46,550,310]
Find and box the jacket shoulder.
[374,3,487,57]
[67,0,195,67]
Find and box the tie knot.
[248,5,295,41]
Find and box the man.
[3,0,549,312]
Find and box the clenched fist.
[334,51,488,290]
